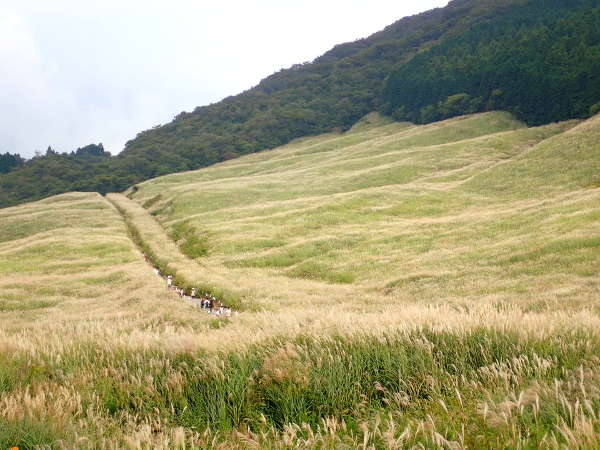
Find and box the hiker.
[191,288,196,297]
[167,275,173,288]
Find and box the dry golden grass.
[0,193,228,353]
[1,112,600,447]
[127,112,599,318]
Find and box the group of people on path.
[145,254,235,317]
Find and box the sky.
[1,0,449,158]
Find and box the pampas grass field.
[1,112,599,448]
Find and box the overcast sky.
[1,0,449,158]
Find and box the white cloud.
[0,13,67,152]
[0,0,448,157]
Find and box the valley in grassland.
[1,112,600,448]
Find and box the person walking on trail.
[191,288,196,297]
[167,275,173,288]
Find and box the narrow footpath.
[105,193,239,317]
[150,260,235,317]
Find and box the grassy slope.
[2,112,600,448]
[0,192,224,447]
[130,111,600,312]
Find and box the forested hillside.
[382,0,600,124]
[2,0,600,208]
[0,145,116,207]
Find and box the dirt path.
[106,193,237,316]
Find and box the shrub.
[170,222,210,259]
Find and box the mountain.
[2,0,600,208]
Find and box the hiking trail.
[106,193,238,317]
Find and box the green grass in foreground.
[0,419,61,450]
[2,329,598,447]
